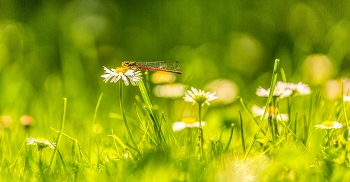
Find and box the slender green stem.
[279,120,309,152]
[49,98,67,171]
[119,81,141,156]
[39,149,42,171]
[225,123,234,151]
[198,104,203,159]
[239,97,266,136]
[138,80,166,148]
[89,93,103,162]
[10,135,27,170]
[342,80,349,128]
[239,110,246,153]
[268,116,274,142]
[243,139,256,163]
[262,59,279,121]
[294,112,298,136]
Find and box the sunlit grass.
[1,58,350,182]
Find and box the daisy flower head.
[256,81,293,99]
[101,66,142,86]
[26,137,56,151]
[172,117,206,132]
[315,121,342,129]
[256,81,311,98]
[288,82,311,96]
[184,87,218,106]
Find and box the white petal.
[252,105,264,116]
[121,75,129,86]
[172,122,186,131]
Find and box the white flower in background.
[101,66,142,86]
[256,82,293,99]
[26,137,56,150]
[315,121,342,129]
[344,95,350,102]
[256,81,310,98]
[184,87,218,106]
[252,105,289,121]
[288,82,311,96]
[172,117,206,131]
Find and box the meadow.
[2,0,350,181]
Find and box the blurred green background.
[1,0,350,140]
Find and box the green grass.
[1,59,350,182]
[2,1,350,181]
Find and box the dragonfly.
[121,61,182,74]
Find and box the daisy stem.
[268,116,275,142]
[198,104,203,160]
[273,98,279,140]
[119,81,141,156]
[39,149,43,171]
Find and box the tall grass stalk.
[138,80,167,149]
[49,98,67,171]
[119,81,141,156]
[224,123,234,151]
[239,97,266,136]
[261,59,279,122]
[89,93,103,162]
[239,110,246,153]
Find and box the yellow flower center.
[322,120,334,127]
[268,106,278,115]
[115,66,129,73]
[182,117,196,124]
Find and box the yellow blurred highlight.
[182,117,196,124]
[325,79,350,99]
[153,83,186,98]
[0,115,12,130]
[302,54,333,85]
[93,123,104,134]
[150,71,177,84]
[227,33,264,76]
[205,78,239,105]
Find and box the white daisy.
[288,82,311,96]
[26,137,56,150]
[256,82,293,99]
[172,117,206,131]
[315,121,342,129]
[184,87,217,106]
[256,81,311,98]
[252,105,289,121]
[101,66,142,86]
